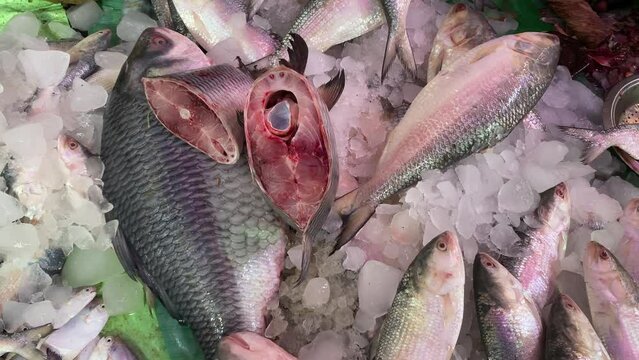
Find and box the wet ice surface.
[0,0,636,359]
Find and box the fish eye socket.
[69,141,78,150]
[555,185,566,199]
[84,288,90,292]
[151,36,167,47]
[599,249,609,260]
[437,241,447,251]
[484,259,495,268]
[565,302,575,310]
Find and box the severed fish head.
[218,332,297,360]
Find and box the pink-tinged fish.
[52,287,97,329]
[583,241,639,359]
[218,332,297,360]
[143,64,253,164]
[244,34,345,280]
[44,303,109,359]
[618,198,639,282]
[560,124,639,163]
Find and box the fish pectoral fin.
[113,230,184,323]
[280,33,308,75]
[332,190,375,253]
[318,69,345,111]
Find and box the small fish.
[545,293,611,360]
[281,0,385,54]
[474,252,544,359]
[426,3,496,82]
[333,33,560,250]
[618,198,639,282]
[0,325,52,360]
[583,241,639,359]
[52,287,97,329]
[171,0,278,62]
[87,336,114,360]
[76,337,99,360]
[57,134,94,178]
[380,0,416,82]
[218,332,297,360]
[143,64,253,164]
[498,182,571,309]
[370,231,465,360]
[244,34,344,281]
[44,304,109,359]
[107,338,138,360]
[560,124,639,163]
[59,29,113,90]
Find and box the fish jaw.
[218,332,297,360]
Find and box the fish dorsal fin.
[280,33,308,75]
[318,69,345,110]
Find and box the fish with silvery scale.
[244,34,344,281]
[43,303,109,359]
[0,325,52,360]
[545,293,611,360]
[143,64,253,165]
[332,32,561,250]
[369,231,465,360]
[171,0,277,62]
[100,27,287,359]
[618,198,639,282]
[583,241,639,359]
[474,252,544,360]
[498,182,570,310]
[218,332,297,360]
[380,0,416,82]
[561,124,639,163]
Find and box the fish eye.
[100,304,106,309]
[84,288,90,292]
[565,302,575,310]
[107,338,112,343]
[437,240,447,251]
[555,184,566,199]
[599,249,609,260]
[484,259,496,268]
[68,141,79,150]
[151,36,167,46]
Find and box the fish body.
[59,29,113,90]
[0,325,52,360]
[380,0,415,81]
[499,182,570,309]
[101,27,286,359]
[44,304,109,359]
[427,3,496,82]
[475,252,544,359]
[171,0,277,62]
[583,241,639,359]
[618,198,639,282]
[333,32,560,249]
[52,287,97,329]
[560,124,639,163]
[218,332,297,360]
[545,293,611,360]
[107,338,138,360]
[370,231,465,360]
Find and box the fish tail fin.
[331,189,375,253]
[381,25,416,83]
[294,232,315,287]
[558,126,608,163]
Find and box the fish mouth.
[225,333,252,350]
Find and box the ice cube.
[342,246,366,271]
[287,245,303,270]
[116,11,157,42]
[305,49,335,76]
[18,50,70,88]
[302,277,330,309]
[44,285,73,309]
[455,195,477,239]
[38,151,70,190]
[46,22,80,40]
[591,221,624,253]
[30,113,63,140]
[298,331,346,360]
[390,210,421,245]
[264,314,288,338]
[102,273,144,315]
[94,51,127,70]
[251,15,271,30]
[402,83,422,103]
[67,1,103,31]
[358,261,402,318]
[455,165,481,194]
[23,300,56,327]
[353,309,375,333]
[64,225,94,249]
[2,123,47,161]
[528,141,568,167]
[4,13,40,37]
[61,248,124,287]
[18,265,52,303]
[489,224,520,255]
[69,78,108,112]
[0,192,23,227]
[498,178,536,213]
[599,176,639,209]
[429,207,453,232]
[0,224,40,260]
[2,301,27,333]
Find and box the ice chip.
[94,51,127,70]
[44,285,73,309]
[0,192,24,227]
[353,309,375,333]
[357,261,402,318]
[46,22,80,40]
[69,78,108,112]
[287,245,303,270]
[302,277,330,309]
[30,113,63,140]
[18,264,52,303]
[455,164,481,194]
[18,50,69,88]
[390,210,421,245]
[2,301,27,333]
[67,1,103,31]
[4,13,40,37]
[102,273,144,315]
[61,248,124,287]
[2,123,47,160]
[489,223,520,255]
[64,225,94,249]
[22,300,56,327]
[455,195,477,239]
[528,141,568,167]
[116,11,157,42]
[305,49,336,76]
[0,224,40,259]
[298,331,346,360]
[498,178,536,213]
[402,83,422,103]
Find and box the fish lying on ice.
[498,182,571,309]
[52,287,97,329]
[0,325,52,360]
[583,241,639,359]
[333,32,560,250]
[43,303,109,359]
[218,332,297,360]
[370,231,465,360]
[101,27,287,359]
[380,0,416,82]
[560,124,639,163]
[244,34,344,280]
[618,198,639,282]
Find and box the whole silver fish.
[560,124,639,163]
[583,241,639,359]
[618,198,639,282]
[545,293,611,360]
[370,231,465,360]
[498,182,571,309]
[171,0,277,62]
[100,27,286,360]
[333,32,560,250]
[427,3,496,82]
[0,325,52,360]
[380,0,416,81]
[474,252,544,360]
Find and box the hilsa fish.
[380,0,416,82]
[244,34,344,281]
[333,32,560,250]
[218,332,297,360]
[101,27,286,359]
[618,198,639,282]
[143,64,253,164]
[370,231,465,360]
[583,241,639,359]
[499,182,571,309]
[545,293,611,360]
[560,124,639,163]
[474,252,544,360]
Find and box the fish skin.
[560,124,639,163]
[370,231,465,360]
[583,241,639,359]
[107,338,138,360]
[0,325,52,360]
[498,182,571,310]
[44,304,109,359]
[53,287,97,329]
[171,0,277,62]
[426,3,496,82]
[380,0,416,82]
[100,27,286,359]
[545,293,611,360]
[333,32,560,250]
[618,198,639,282]
[218,332,297,360]
[474,252,544,360]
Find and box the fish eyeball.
[264,91,298,136]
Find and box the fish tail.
[426,41,444,83]
[558,126,609,163]
[331,189,375,253]
[381,24,417,83]
[294,232,315,287]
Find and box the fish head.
[67,29,112,63]
[57,134,93,176]
[550,293,584,329]
[622,198,639,228]
[117,27,210,94]
[415,231,465,295]
[507,32,560,69]
[536,182,571,232]
[108,337,138,360]
[218,332,296,360]
[439,4,493,48]
[583,241,639,305]
[474,252,527,309]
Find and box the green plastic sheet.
[0,0,68,30]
